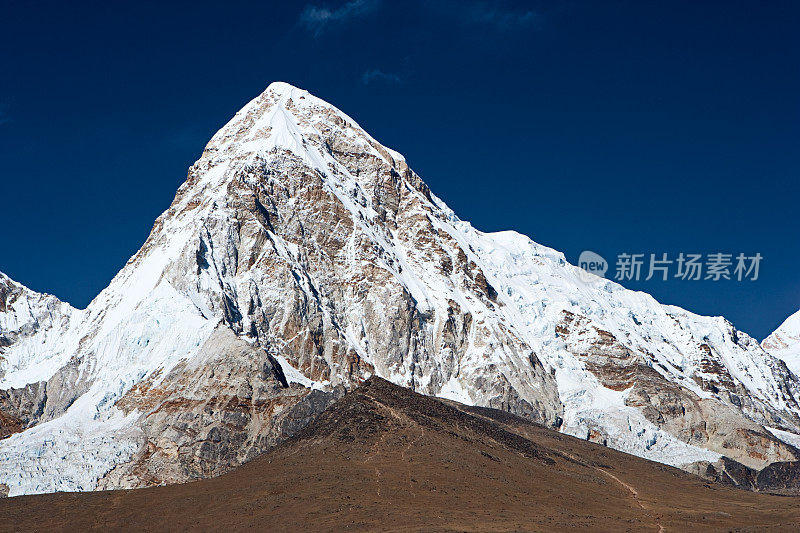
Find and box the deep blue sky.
[1,1,798,339]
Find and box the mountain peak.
[192,81,409,210]
[0,271,79,391]
[200,80,383,167]
[763,309,800,374]
[264,80,304,95]
[3,83,800,497]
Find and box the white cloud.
[433,1,538,30]
[299,0,380,35]
[361,69,401,85]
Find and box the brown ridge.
[1,377,799,532]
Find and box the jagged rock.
[0,382,46,439]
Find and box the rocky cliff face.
[1,82,800,495]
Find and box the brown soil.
[1,377,799,532]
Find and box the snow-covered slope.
[0,273,80,385]
[2,82,800,496]
[763,309,800,375]
[0,273,81,444]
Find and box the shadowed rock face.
[691,455,800,494]
[2,82,800,495]
[0,383,46,438]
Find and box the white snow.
[767,426,800,450]
[763,308,800,375]
[0,407,140,496]
[438,376,474,405]
[274,355,330,391]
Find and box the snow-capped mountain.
[0,273,81,441]
[763,309,800,375]
[2,82,800,496]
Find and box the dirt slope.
[1,377,799,532]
